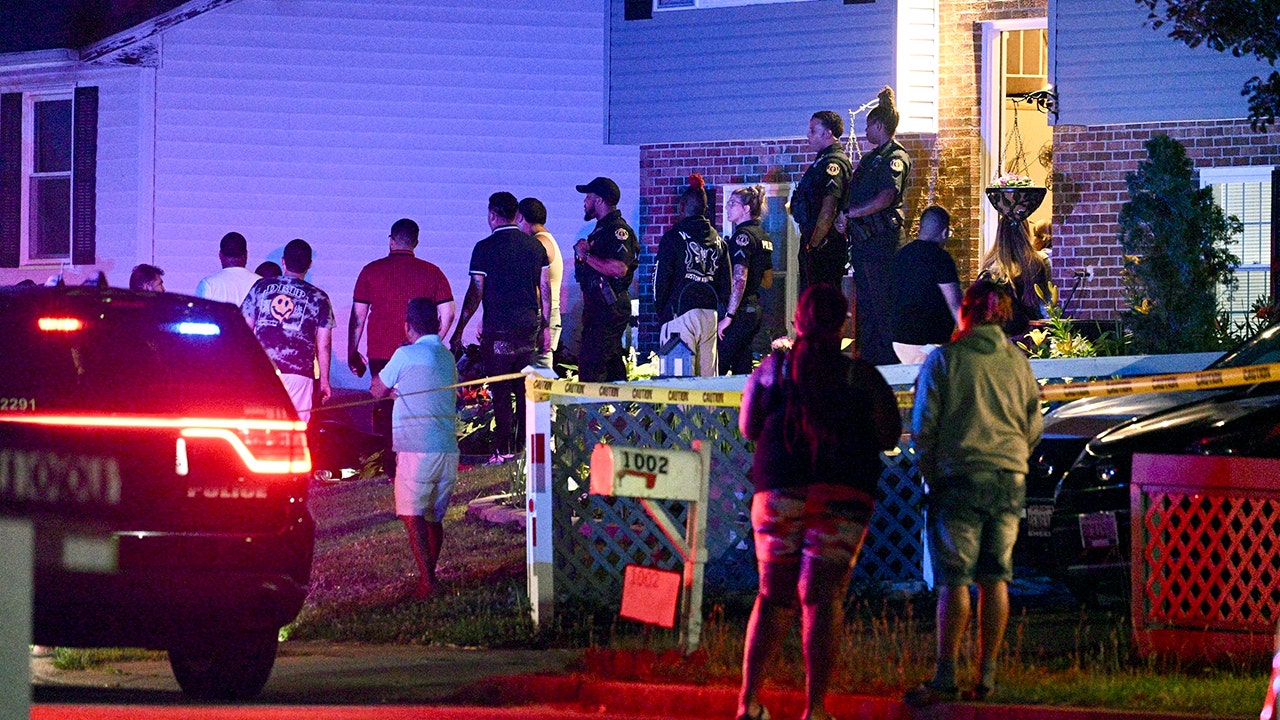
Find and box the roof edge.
[80,0,241,65]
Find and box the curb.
[465,493,526,530]
[472,674,1223,720]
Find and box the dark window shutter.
[625,0,652,21]
[0,93,20,268]
[72,85,97,267]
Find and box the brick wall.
[633,0,1049,351]
[1052,119,1280,318]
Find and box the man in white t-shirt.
[517,197,562,369]
[196,232,260,306]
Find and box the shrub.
[1118,134,1241,353]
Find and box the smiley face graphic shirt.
[241,275,336,376]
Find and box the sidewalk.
[472,674,1226,720]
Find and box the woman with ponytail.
[718,184,775,374]
[844,85,913,366]
[736,283,900,720]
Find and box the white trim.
[655,0,817,10]
[979,17,1048,258]
[896,0,939,135]
[1199,165,1275,187]
[0,50,77,73]
[21,91,76,266]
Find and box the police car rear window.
[0,302,291,418]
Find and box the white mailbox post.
[589,441,710,653]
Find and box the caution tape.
[527,377,743,408]
[313,372,527,414]
[529,361,1280,410]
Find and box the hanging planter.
[986,174,1046,223]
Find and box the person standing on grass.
[736,283,901,720]
[371,298,460,600]
[906,279,1043,706]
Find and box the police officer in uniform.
[845,86,912,366]
[791,110,853,291]
[718,184,774,374]
[573,176,639,382]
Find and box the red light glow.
[38,317,84,332]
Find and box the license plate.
[1079,511,1118,549]
[1025,504,1053,538]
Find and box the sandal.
[903,682,960,707]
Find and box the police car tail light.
[38,316,84,332]
[180,423,311,475]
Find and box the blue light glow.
[172,322,220,336]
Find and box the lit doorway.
[720,183,798,351]
[981,19,1052,255]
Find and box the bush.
[1118,134,1241,353]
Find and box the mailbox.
[590,444,704,501]
[588,441,709,652]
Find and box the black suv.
[0,286,315,699]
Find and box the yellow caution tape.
[529,361,1280,410]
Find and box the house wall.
[1051,120,1280,318]
[144,0,638,385]
[631,0,1048,350]
[0,65,149,286]
[607,0,897,145]
[1051,0,1271,126]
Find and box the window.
[720,182,797,344]
[1201,166,1275,327]
[0,86,97,269]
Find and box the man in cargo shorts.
[906,279,1043,705]
[371,298,459,599]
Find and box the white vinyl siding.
[1050,0,1270,126]
[144,0,637,364]
[609,0,897,144]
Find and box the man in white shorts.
[371,298,459,599]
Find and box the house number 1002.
[620,450,669,475]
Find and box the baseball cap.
[575,177,621,206]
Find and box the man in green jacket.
[906,279,1043,706]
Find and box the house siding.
[0,65,146,285]
[1052,120,1280,319]
[141,0,637,375]
[608,0,897,145]
[1051,0,1271,126]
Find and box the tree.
[1119,134,1241,353]
[1136,0,1280,130]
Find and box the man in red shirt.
[349,218,455,470]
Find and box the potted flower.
[986,173,1046,223]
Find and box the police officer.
[717,184,774,374]
[791,110,853,291]
[573,176,639,382]
[845,86,912,366]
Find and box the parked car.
[0,285,315,699]
[1049,379,1280,604]
[1019,323,1280,578]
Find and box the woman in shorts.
[734,283,901,720]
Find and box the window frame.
[1200,165,1275,325]
[22,90,75,264]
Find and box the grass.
[49,463,1272,717]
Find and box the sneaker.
[486,451,515,466]
[903,682,959,707]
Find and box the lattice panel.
[548,399,925,608]
[1138,490,1280,631]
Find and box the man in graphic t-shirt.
[242,238,336,422]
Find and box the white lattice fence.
[548,397,925,609]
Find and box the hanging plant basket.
[985,186,1047,224]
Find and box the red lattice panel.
[1131,454,1280,658]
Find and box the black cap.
[575,176,621,206]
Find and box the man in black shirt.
[573,177,639,382]
[450,192,550,459]
[891,206,962,364]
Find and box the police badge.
[890,158,906,173]
[615,228,628,241]
[825,163,840,176]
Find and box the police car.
[0,285,315,700]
